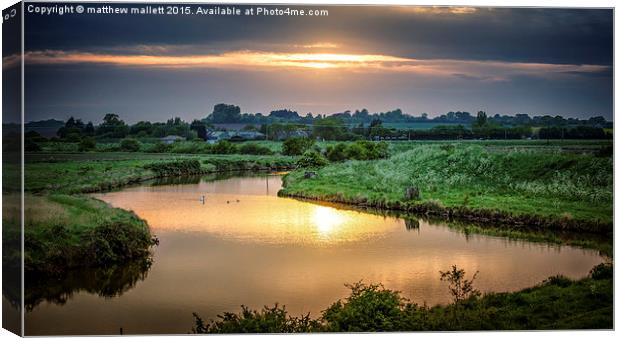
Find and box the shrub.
[542,275,573,287]
[78,137,96,152]
[325,141,389,162]
[282,137,314,156]
[212,140,238,154]
[589,263,613,280]
[363,141,389,160]
[344,142,367,160]
[239,143,274,155]
[120,138,141,152]
[296,151,328,168]
[144,159,203,176]
[322,282,406,332]
[326,143,348,162]
[193,304,319,333]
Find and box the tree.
[211,104,241,123]
[190,120,208,140]
[98,113,128,138]
[84,122,95,136]
[57,116,86,139]
[269,109,300,120]
[476,111,487,127]
[439,265,480,305]
[282,137,314,156]
[313,117,347,140]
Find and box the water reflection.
[24,173,606,335]
[25,259,151,311]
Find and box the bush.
[325,141,389,162]
[78,137,96,152]
[590,263,613,280]
[296,151,328,168]
[282,137,314,156]
[542,275,573,287]
[120,138,141,152]
[144,159,203,176]
[193,305,319,333]
[326,143,348,162]
[212,140,238,154]
[239,143,274,155]
[344,142,367,160]
[322,282,406,332]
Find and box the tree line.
[207,103,611,129]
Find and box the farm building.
[160,135,186,144]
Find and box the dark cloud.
[21,4,613,122]
[25,5,612,65]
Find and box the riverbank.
[193,263,613,332]
[279,144,612,235]
[24,153,297,194]
[8,154,297,276]
[2,194,155,275]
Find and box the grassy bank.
[23,153,296,194]
[8,153,296,276]
[280,144,612,234]
[192,263,613,332]
[2,194,156,275]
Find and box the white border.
[0,1,616,338]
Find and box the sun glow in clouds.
[11,48,610,81]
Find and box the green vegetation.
[282,137,315,156]
[22,153,296,194]
[1,194,155,275]
[296,151,329,169]
[13,152,297,277]
[120,138,141,152]
[192,263,612,332]
[325,140,389,161]
[280,144,612,233]
[144,159,204,177]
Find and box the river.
[24,173,604,335]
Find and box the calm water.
[25,174,604,335]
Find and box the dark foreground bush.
[193,263,613,332]
[144,159,203,177]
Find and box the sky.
[14,4,614,124]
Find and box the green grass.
[9,152,296,276]
[22,153,296,194]
[193,263,613,332]
[2,193,155,275]
[280,144,612,231]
